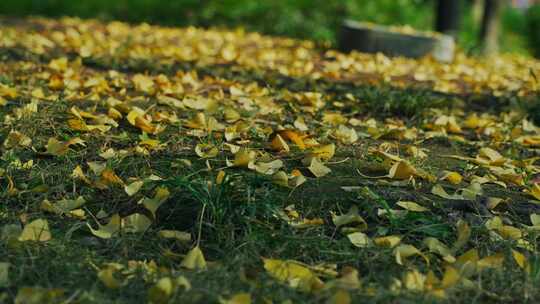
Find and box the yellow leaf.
[423,237,455,263]
[396,201,429,212]
[263,258,324,292]
[452,220,471,253]
[270,134,290,152]
[394,244,429,265]
[279,130,306,150]
[331,206,367,232]
[132,74,155,94]
[477,252,505,270]
[431,184,464,200]
[14,287,65,304]
[3,131,32,148]
[41,196,86,217]
[46,137,85,156]
[325,267,361,290]
[219,293,252,304]
[157,230,191,242]
[249,160,284,175]
[101,168,124,186]
[334,125,358,144]
[440,171,463,185]
[305,157,331,178]
[530,213,540,229]
[87,214,121,239]
[124,180,144,196]
[181,246,207,270]
[327,290,351,304]
[402,269,425,291]
[122,214,152,233]
[388,161,417,180]
[142,187,170,217]
[72,165,92,185]
[232,149,255,168]
[440,266,460,288]
[294,116,309,131]
[347,232,372,248]
[195,143,219,158]
[18,219,51,242]
[311,144,336,161]
[373,235,401,248]
[148,277,175,304]
[529,183,540,200]
[97,264,125,289]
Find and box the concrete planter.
[339,20,455,62]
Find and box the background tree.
[435,0,462,38]
[480,0,504,55]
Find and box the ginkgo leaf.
[331,206,367,232]
[279,130,305,150]
[263,258,324,292]
[46,137,85,156]
[148,277,175,304]
[402,269,426,291]
[232,149,255,168]
[18,219,51,242]
[452,220,470,253]
[511,250,530,273]
[477,253,505,270]
[388,161,417,180]
[157,230,191,242]
[195,143,219,158]
[41,196,86,217]
[423,237,455,263]
[431,184,465,200]
[311,144,335,161]
[87,214,121,239]
[396,201,429,212]
[142,187,170,217]
[305,156,331,178]
[529,183,540,201]
[373,235,401,248]
[327,290,351,304]
[101,168,124,186]
[181,246,207,270]
[324,267,361,290]
[394,244,429,265]
[219,293,252,304]
[124,180,144,196]
[97,263,125,289]
[347,232,372,248]
[440,171,463,185]
[334,125,358,144]
[248,159,283,175]
[270,134,290,152]
[122,213,152,233]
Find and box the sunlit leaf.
[87,214,121,239]
[181,246,207,270]
[18,219,51,242]
[263,258,324,292]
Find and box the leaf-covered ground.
[1,17,540,303]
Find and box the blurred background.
[0,0,538,57]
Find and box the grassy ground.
[1,17,540,304]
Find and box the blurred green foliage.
[527,5,540,58]
[0,0,535,55]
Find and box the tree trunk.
[472,0,484,26]
[480,0,504,55]
[435,0,462,38]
